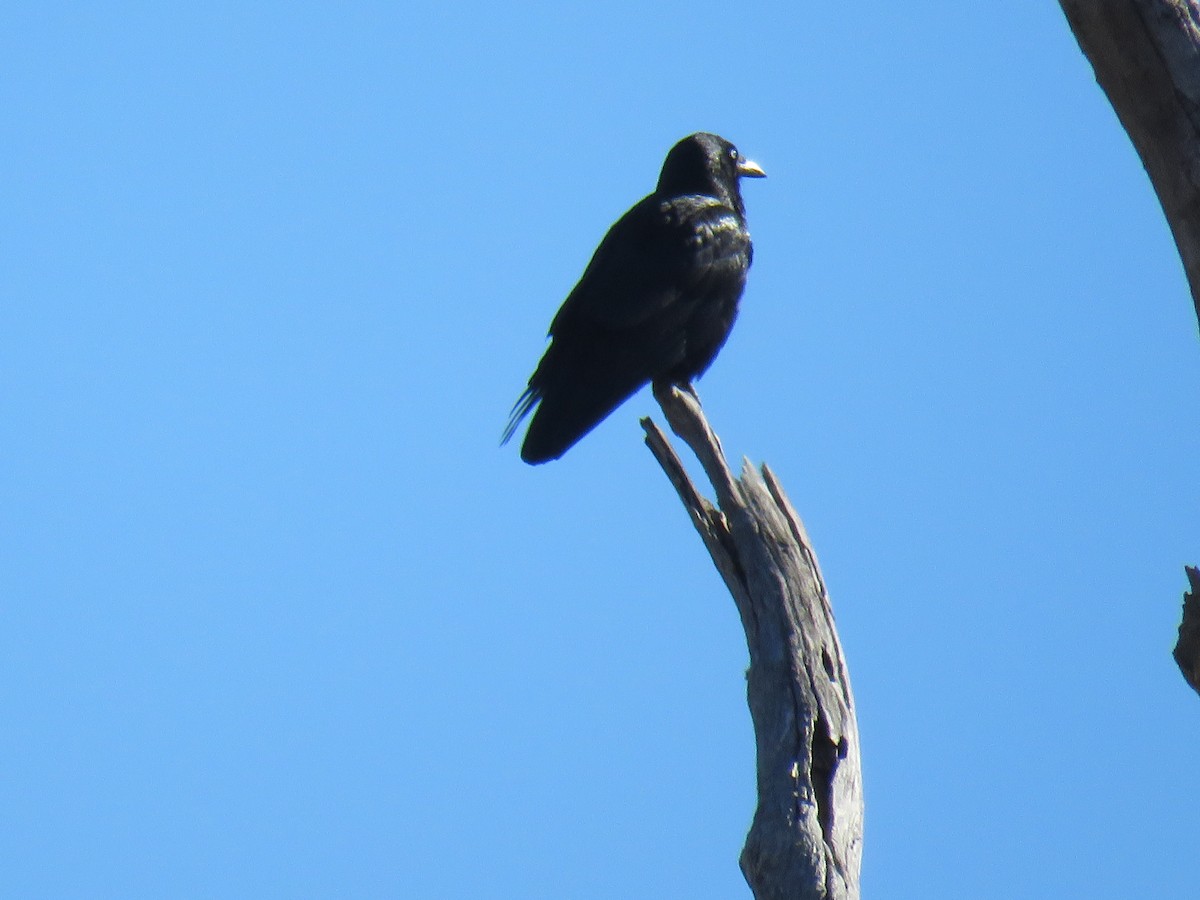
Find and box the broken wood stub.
[642,384,862,900]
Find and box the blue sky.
[3,2,1198,897]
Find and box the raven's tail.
[517,386,629,464]
[504,340,647,465]
[500,388,538,448]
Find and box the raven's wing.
[504,194,751,464]
[549,194,751,333]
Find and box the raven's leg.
[652,378,701,404]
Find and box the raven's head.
[657,133,765,214]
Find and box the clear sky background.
[3,2,1198,898]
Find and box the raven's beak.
[737,157,766,178]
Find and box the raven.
[503,132,765,465]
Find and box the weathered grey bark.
[641,384,862,900]
[1058,0,1200,329]
[1057,0,1200,691]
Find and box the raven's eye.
[729,147,739,161]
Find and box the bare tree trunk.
[1058,0,1200,329]
[642,384,862,900]
[1056,0,1200,692]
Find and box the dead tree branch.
[1057,0,1200,693]
[1059,0,1200,330]
[1174,566,1200,696]
[641,384,862,900]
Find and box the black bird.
[503,132,765,464]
